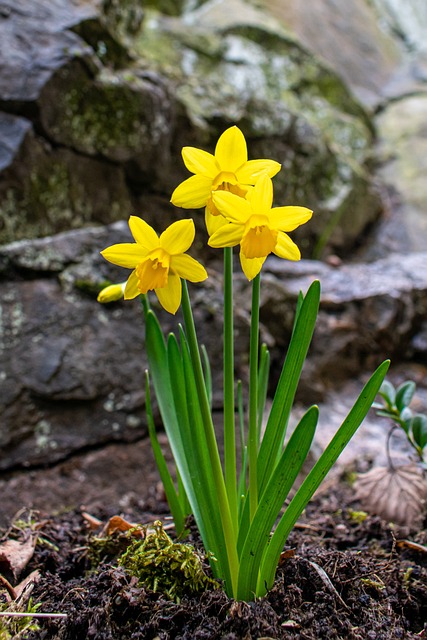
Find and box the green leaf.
[375,409,396,420]
[177,328,232,586]
[412,415,427,449]
[236,406,318,600]
[401,406,413,424]
[395,380,416,412]
[257,359,390,596]
[378,380,396,407]
[201,344,213,408]
[257,344,270,442]
[145,311,228,583]
[257,280,320,495]
[145,371,188,536]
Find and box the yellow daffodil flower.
[209,173,312,280]
[100,216,208,314]
[97,282,126,303]
[170,126,281,236]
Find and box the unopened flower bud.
[97,282,126,303]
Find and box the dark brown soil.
[2,483,427,640]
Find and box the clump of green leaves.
[374,380,427,464]
[118,521,218,602]
[0,600,41,640]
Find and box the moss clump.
[118,521,218,602]
[88,531,132,568]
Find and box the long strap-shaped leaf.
[178,329,233,587]
[257,359,390,596]
[145,311,228,582]
[145,371,188,537]
[257,280,320,495]
[236,406,318,601]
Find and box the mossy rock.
[0,129,132,245]
[132,11,379,255]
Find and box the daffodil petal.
[215,126,247,172]
[182,147,219,178]
[155,273,182,314]
[211,191,251,224]
[171,254,208,282]
[208,223,243,248]
[236,159,281,183]
[248,173,273,214]
[274,232,301,261]
[160,219,195,254]
[270,206,313,231]
[124,270,141,299]
[205,209,228,236]
[128,216,159,249]
[101,243,148,268]
[239,252,266,281]
[171,175,213,209]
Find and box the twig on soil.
[0,574,17,600]
[293,522,320,533]
[396,539,427,554]
[307,560,351,611]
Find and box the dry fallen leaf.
[12,569,40,601]
[0,535,38,581]
[103,515,142,537]
[354,463,427,527]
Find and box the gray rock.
[0,117,133,244]
[257,0,403,108]
[0,224,149,470]
[39,64,173,173]
[0,0,381,257]
[261,253,427,395]
[373,93,427,254]
[0,0,96,103]
[0,113,32,172]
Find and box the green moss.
[59,75,145,156]
[0,162,88,244]
[88,531,131,568]
[347,509,368,524]
[118,521,218,602]
[0,600,41,640]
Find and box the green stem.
[181,280,239,596]
[223,247,237,525]
[249,273,261,521]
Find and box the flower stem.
[223,247,237,526]
[181,280,239,595]
[249,273,261,521]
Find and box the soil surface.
[1,482,426,640]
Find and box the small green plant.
[0,600,41,640]
[374,379,427,465]
[98,125,389,600]
[118,521,218,602]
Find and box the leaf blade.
[258,359,390,595]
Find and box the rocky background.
[0,0,427,523]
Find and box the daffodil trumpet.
[99,126,390,601]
